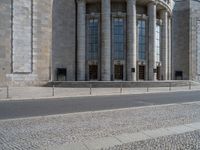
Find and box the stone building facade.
[0,0,198,85]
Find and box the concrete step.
[45,80,199,88]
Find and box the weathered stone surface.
[172,0,189,80]
[12,0,32,73]
[0,0,199,85]
[0,0,12,86]
[52,0,76,81]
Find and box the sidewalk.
[0,85,200,101]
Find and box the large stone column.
[101,0,111,81]
[168,16,172,80]
[127,0,137,81]
[161,10,168,80]
[77,0,86,81]
[148,2,157,81]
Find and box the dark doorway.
[114,65,123,80]
[157,66,161,80]
[139,65,145,80]
[175,71,183,80]
[89,65,98,80]
[57,68,67,81]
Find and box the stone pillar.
[168,16,172,80]
[77,0,86,81]
[160,10,168,80]
[148,2,157,81]
[127,0,137,81]
[101,0,111,81]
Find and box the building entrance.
[89,65,98,80]
[114,65,123,80]
[139,65,145,80]
[157,66,161,80]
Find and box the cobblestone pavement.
[107,130,200,150]
[0,102,200,150]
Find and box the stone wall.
[1,0,199,85]
[172,0,190,80]
[0,0,75,86]
[190,0,200,80]
[0,0,53,86]
[12,0,32,73]
[0,0,12,86]
[52,0,76,81]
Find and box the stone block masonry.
[12,0,32,73]
[0,0,53,86]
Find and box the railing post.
[52,84,55,96]
[6,86,9,99]
[169,82,171,91]
[120,82,123,94]
[189,81,191,90]
[90,83,92,95]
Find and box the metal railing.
[0,81,198,100]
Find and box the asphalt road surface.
[0,91,200,120]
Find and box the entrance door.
[114,65,123,80]
[139,65,145,80]
[157,66,161,80]
[89,65,98,80]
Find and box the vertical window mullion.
[138,20,146,60]
[87,18,98,60]
[113,17,124,60]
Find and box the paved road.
[0,91,200,120]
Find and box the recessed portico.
[76,0,173,81]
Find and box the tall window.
[112,18,124,60]
[87,18,98,60]
[155,24,161,62]
[138,20,146,60]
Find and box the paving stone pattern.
[107,130,200,150]
[0,102,200,149]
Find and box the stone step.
[45,80,199,88]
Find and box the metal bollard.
[120,82,123,94]
[52,85,55,96]
[147,87,149,92]
[189,82,191,90]
[90,84,92,95]
[6,86,9,99]
[169,83,171,91]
